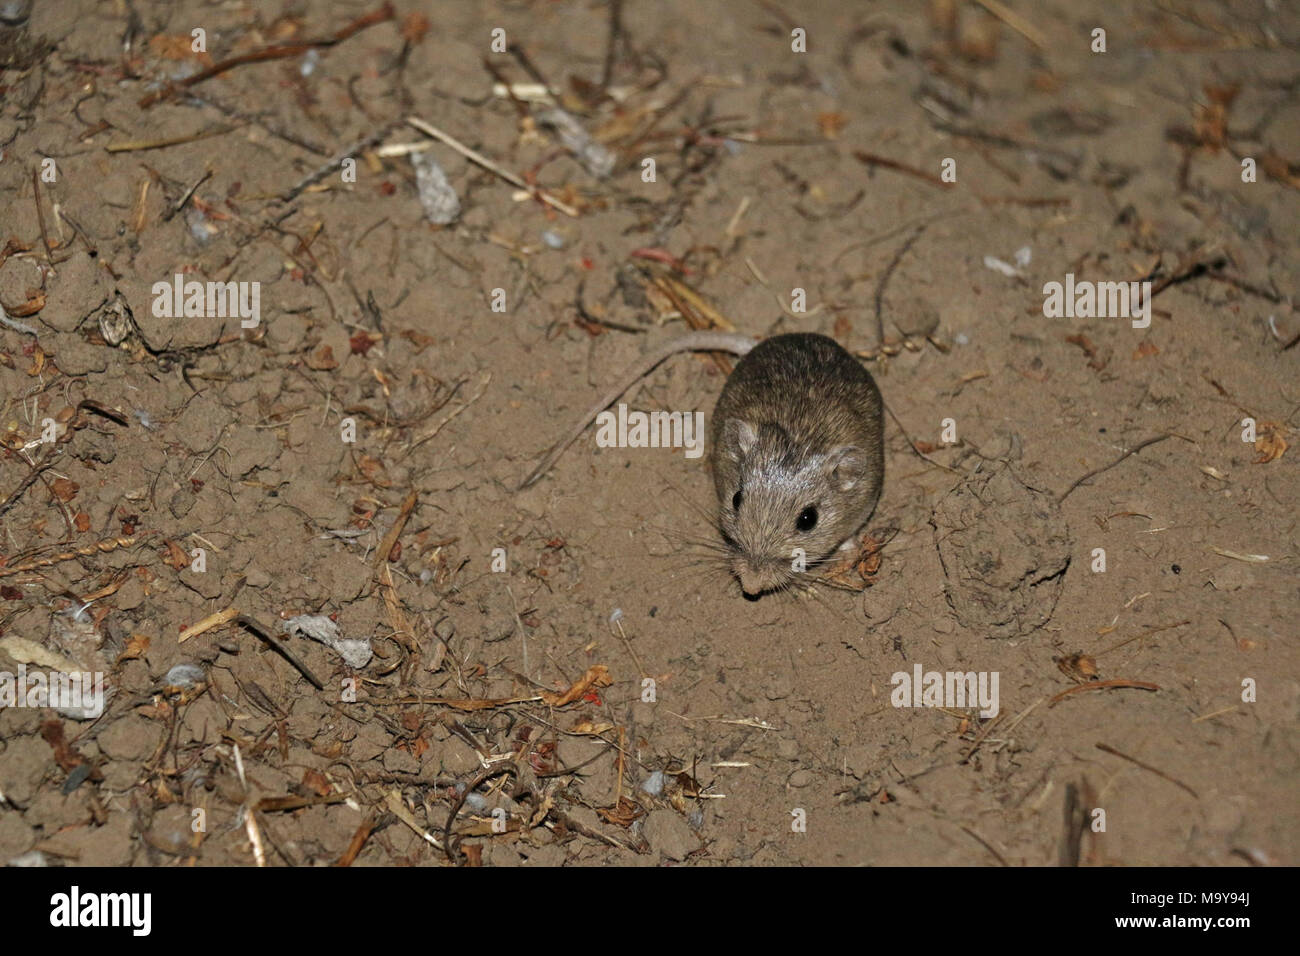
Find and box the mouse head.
[715,418,870,598]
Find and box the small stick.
[105,126,236,153]
[243,805,267,867]
[1147,251,1228,299]
[610,613,645,678]
[0,535,143,576]
[406,370,490,453]
[881,399,960,474]
[368,695,542,709]
[406,116,579,217]
[384,789,444,851]
[372,489,418,570]
[444,763,519,864]
[235,613,325,690]
[481,57,529,119]
[615,727,626,805]
[1209,547,1269,563]
[163,168,212,222]
[1192,705,1238,723]
[335,812,377,866]
[1060,781,1083,867]
[972,0,1048,49]
[959,712,1004,763]
[1048,679,1159,706]
[1058,433,1178,502]
[178,606,241,643]
[506,43,560,100]
[854,150,952,189]
[601,0,624,92]
[256,793,348,812]
[187,93,328,156]
[177,607,323,688]
[1095,742,1198,798]
[874,223,928,349]
[378,564,419,654]
[1094,619,1190,657]
[139,2,396,108]
[852,151,1067,207]
[31,167,52,263]
[280,120,404,202]
[960,824,1009,866]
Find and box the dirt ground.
[0,0,1296,867]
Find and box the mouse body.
[711,333,883,596]
[521,330,884,597]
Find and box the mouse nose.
[736,564,779,598]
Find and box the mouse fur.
[711,333,883,597]
[520,330,884,598]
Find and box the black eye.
[796,506,817,531]
[732,490,742,510]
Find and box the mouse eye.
[796,506,818,532]
[732,490,743,510]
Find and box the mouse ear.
[824,445,866,491]
[723,419,759,457]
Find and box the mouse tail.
[517,331,757,490]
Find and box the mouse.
[519,330,884,598]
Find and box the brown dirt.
[0,0,1296,867]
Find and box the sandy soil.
[0,0,1296,867]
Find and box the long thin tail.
[517,331,757,490]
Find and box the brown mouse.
[520,331,884,598]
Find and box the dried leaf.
[1193,84,1238,152]
[356,454,392,488]
[541,664,613,707]
[148,34,209,62]
[118,633,151,662]
[50,477,80,502]
[301,768,333,797]
[162,539,188,570]
[1253,422,1288,463]
[350,330,379,355]
[306,344,339,371]
[1056,652,1099,683]
[817,112,848,139]
[8,291,45,317]
[596,796,644,827]
[570,716,615,735]
[399,329,436,352]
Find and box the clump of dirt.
[932,463,1072,638]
